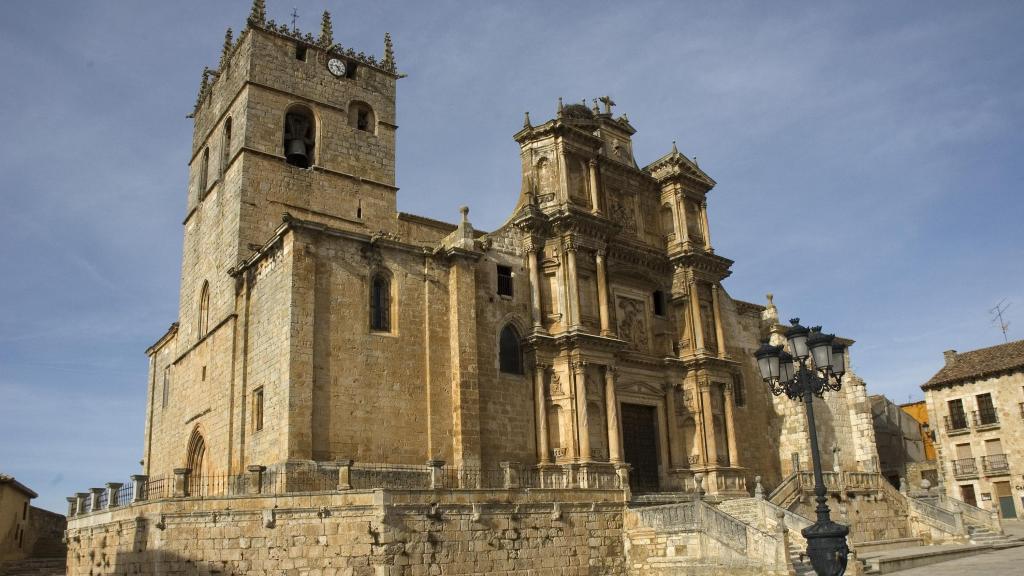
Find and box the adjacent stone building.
[870,395,927,488]
[922,339,1024,519]
[0,474,66,565]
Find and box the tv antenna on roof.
[990,299,1011,342]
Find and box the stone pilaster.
[700,381,718,466]
[573,361,591,461]
[564,237,580,329]
[535,363,551,464]
[604,365,621,463]
[723,383,739,467]
[587,159,602,214]
[596,249,611,336]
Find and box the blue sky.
[1,1,1021,513]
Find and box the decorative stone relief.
[616,296,649,351]
[609,194,637,235]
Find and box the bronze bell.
[285,137,308,166]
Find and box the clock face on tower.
[327,58,346,77]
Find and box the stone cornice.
[671,250,734,281]
[146,323,180,357]
[644,150,716,190]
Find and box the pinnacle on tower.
[523,111,531,128]
[219,28,234,70]
[194,67,211,110]
[557,97,564,116]
[383,33,395,71]
[248,0,266,26]
[319,11,334,47]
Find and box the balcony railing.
[981,454,1010,475]
[952,457,978,479]
[973,408,999,428]
[944,414,970,434]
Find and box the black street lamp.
[755,318,850,576]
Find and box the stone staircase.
[966,522,1019,547]
[0,558,66,576]
[786,540,816,576]
[716,497,817,576]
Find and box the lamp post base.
[802,519,850,576]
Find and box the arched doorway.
[186,429,206,496]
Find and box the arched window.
[283,105,315,168]
[198,281,210,338]
[499,324,523,374]
[199,147,210,197]
[221,117,232,177]
[348,101,376,133]
[370,274,391,332]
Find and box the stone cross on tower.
[598,96,616,114]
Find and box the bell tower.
[177,0,401,345]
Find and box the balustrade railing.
[944,414,969,433]
[951,458,978,479]
[69,461,627,517]
[972,408,999,428]
[981,454,1010,475]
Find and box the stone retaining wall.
[66,490,627,576]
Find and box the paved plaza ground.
[886,519,1024,574]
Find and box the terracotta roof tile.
[922,339,1024,389]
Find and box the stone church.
[139,0,880,500]
[65,4,951,576]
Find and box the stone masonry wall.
[66,491,626,576]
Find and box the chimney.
[943,350,957,365]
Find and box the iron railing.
[944,414,969,433]
[952,457,978,479]
[973,408,999,428]
[981,454,1010,475]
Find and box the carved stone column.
[699,199,712,251]
[700,381,718,466]
[564,237,581,329]
[604,366,622,463]
[526,243,544,331]
[676,195,691,244]
[664,381,684,469]
[690,280,706,353]
[595,249,612,336]
[588,159,602,214]
[535,363,551,464]
[723,383,739,467]
[557,143,569,203]
[573,361,591,461]
[711,284,728,358]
